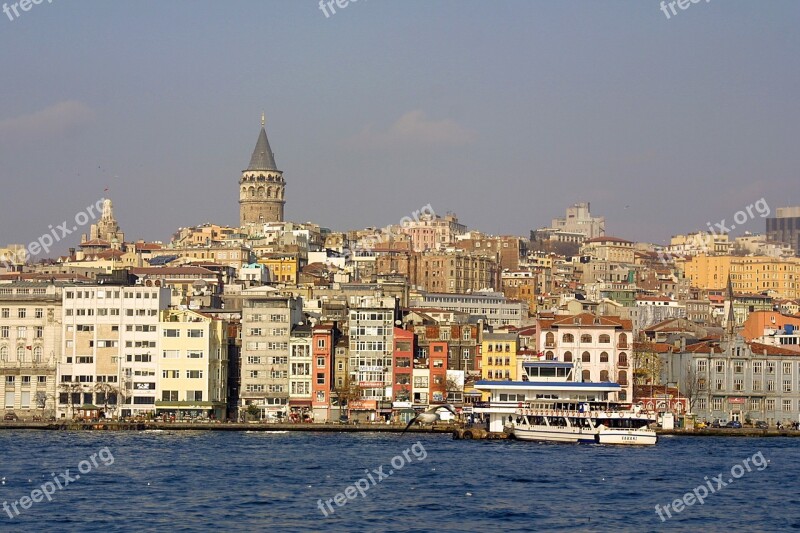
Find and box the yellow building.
[730,257,800,299]
[678,255,732,291]
[480,332,519,381]
[681,255,800,299]
[258,253,301,284]
[156,309,228,420]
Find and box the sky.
[0,0,798,256]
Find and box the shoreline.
[1,421,799,437]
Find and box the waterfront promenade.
[1,420,799,437]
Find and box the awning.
[289,400,312,407]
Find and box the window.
[35,308,43,319]
[783,399,792,413]
[316,372,325,385]
[734,378,743,391]
[753,361,762,374]
[618,352,628,366]
[0,326,8,338]
[766,399,775,411]
[783,362,792,375]
[753,380,762,391]
[562,333,574,343]
[0,308,8,318]
[186,370,203,379]
[247,356,262,365]
[715,379,723,391]
[784,379,792,393]
[618,333,628,348]
[712,398,723,411]
[600,370,609,381]
[162,370,179,379]
[187,329,204,338]
[581,369,590,381]
[600,352,609,363]
[316,356,325,367]
[581,352,591,363]
[734,360,744,374]
[580,334,592,343]
[563,351,573,362]
[162,351,180,359]
[163,329,180,338]
[18,308,26,319]
[187,351,204,359]
[599,334,610,344]
[162,391,179,402]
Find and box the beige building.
[580,237,635,263]
[0,283,62,419]
[239,287,303,419]
[156,309,228,420]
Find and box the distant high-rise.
[550,202,605,239]
[239,114,285,228]
[766,206,800,256]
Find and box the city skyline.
[1,1,799,252]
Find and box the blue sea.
[0,430,798,532]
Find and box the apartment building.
[538,313,633,402]
[156,309,228,420]
[238,287,302,419]
[59,283,169,418]
[288,324,312,419]
[0,282,62,419]
[348,296,398,404]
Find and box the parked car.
[755,421,768,429]
[711,419,728,428]
[725,420,743,429]
[3,412,19,421]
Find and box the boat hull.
[512,426,596,444]
[595,430,657,446]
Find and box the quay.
[451,427,800,440]
[0,421,458,433]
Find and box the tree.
[682,362,703,414]
[333,374,365,419]
[94,381,121,419]
[246,404,261,421]
[632,340,664,403]
[59,381,84,419]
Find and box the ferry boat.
[512,399,657,445]
[473,361,657,446]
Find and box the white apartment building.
[348,296,399,402]
[59,284,169,419]
[539,313,633,402]
[0,283,62,419]
[288,325,312,418]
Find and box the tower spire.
[261,111,265,127]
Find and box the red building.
[392,328,414,403]
[312,323,338,422]
[429,341,448,403]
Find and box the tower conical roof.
[247,126,278,171]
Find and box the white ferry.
[513,399,657,445]
[473,361,657,446]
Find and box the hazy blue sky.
[1,1,798,255]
